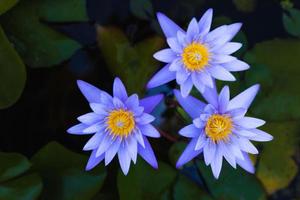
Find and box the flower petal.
[126,135,138,164]
[201,81,218,108]
[138,136,158,169]
[96,134,114,156]
[113,77,128,101]
[179,124,200,138]
[157,12,184,38]
[214,42,242,55]
[78,113,101,125]
[167,37,183,53]
[219,142,236,168]
[180,77,193,97]
[173,89,206,119]
[237,137,259,154]
[77,80,102,103]
[83,132,104,151]
[198,8,213,36]
[247,129,273,142]
[176,138,203,168]
[234,117,265,129]
[118,142,132,175]
[139,124,160,138]
[83,123,104,134]
[191,73,205,93]
[203,140,216,165]
[86,150,105,171]
[153,48,177,63]
[195,133,207,150]
[176,68,189,84]
[136,113,155,125]
[210,145,223,179]
[218,85,230,113]
[67,123,89,135]
[105,137,122,165]
[236,152,255,174]
[147,64,176,88]
[186,18,199,42]
[134,129,145,148]
[222,59,250,72]
[227,84,260,110]
[90,103,109,115]
[125,94,139,110]
[212,55,237,64]
[140,94,164,114]
[208,65,236,81]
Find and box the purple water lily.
[67,77,163,175]
[147,8,249,97]
[174,83,273,178]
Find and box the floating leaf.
[31,141,106,200]
[197,161,266,200]
[0,0,87,67]
[0,0,19,15]
[130,0,153,20]
[174,175,212,200]
[0,25,26,109]
[283,8,300,37]
[0,173,42,200]
[117,159,176,200]
[0,153,42,200]
[248,39,300,120]
[97,25,164,94]
[257,122,299,194]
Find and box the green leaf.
[0,152,31,182]
[117,159,177,200]
[0,173,42,200]
[248,39,300,120]
[173,175,212,200]
[232,0,256,13]
[0,0,87,67]
[283,8,300,37]
[0,0,19,15]
[130,0,153,20]
[197,161,266,200]
[97,25,164,95]
[0,25,26,109]
[31,141,106,200]
[257,122,299,194]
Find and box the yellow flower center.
[106,109,135,137]
[181,42,210,71]
[205,114,233,143]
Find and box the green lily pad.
[0,173,42,200]
[174,175,212,200]
[0,25,26,109]
[0,0,87,67]
[257,122,299,194]
[283,8,300,37]
[0,0,18,15]
[197,161,266,200]
[97,25,164,95]
[31,141,107,200]
[0,152,42,200]
[248,39,300,120]
[117,159,177,200]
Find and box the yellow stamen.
[205,114,233,143]
[106,109,135,137]
[182,42,210,72]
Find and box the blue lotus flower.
[174,83,273,178]
[147,9,249,97]
[67,78,163,175]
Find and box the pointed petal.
[222,59,250,72]
[248,129,273,142]
[77,80,102,103]
[237,137,259,154]
[67,123,89,135]
[180,77,193,97]
[213,55,237,64]
[234,117,265,129]
[140,94,164,114]
[173,89,206,119]
[227,84,260,110]
[219,142,236,168]
[176,68,189,84]
[157,12,184,38]
[186,18,199,42]
[118,143,131,175]
[208,65,236,81]
[139,124,160,138]
[86,150,105,170]
[105,137,122,165]
[179,124,200,138]
[90,103,109,115]
[147,64,176,88]
[134,129,145,148]
[125,94,139,110]
[210,146,223,179]
[126,135,138,164]
[198,8,213,36]
[78,113,101,125]
[195,133,207,150]
[83,123,104,134]
[236,152,255,174]
[191,73,205,93]
[203,140,216,165]
[154,48,177,63]
[218,86,230,113]
[167,37,183,53]
[83,132,104,151]
[201,81,218,108]
[113,77,128,101]
[136,113,155,125]
[214,42,242,55]
[176,138,203,168]
[138,136,158,168]
[96,134,114,156]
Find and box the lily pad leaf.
[117,158,176,200]
[0,25,26,109]
[97,25,164,95]
[283,8,300,37]
[0,0,88,67]
[257,122,299,194]
[197,161,266,200]
[31,141,107,200]
[0,0,19,15]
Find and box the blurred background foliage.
[0,0,299,199]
